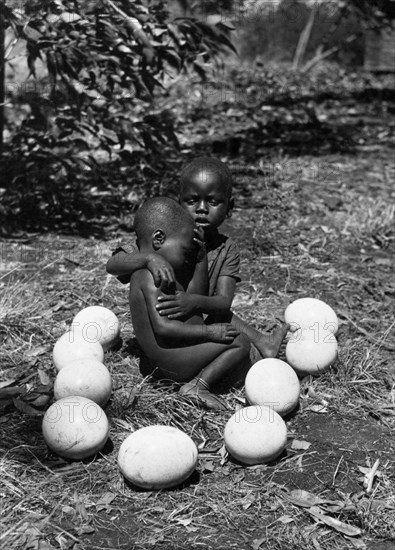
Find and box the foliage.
[0,0,235,232]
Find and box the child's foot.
[179,379,228,411]
[253,323,290,358]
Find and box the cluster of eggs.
[223,298,339,466]
[42,297,338,489]
[43,306,119,460]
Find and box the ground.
[0,65,394,550]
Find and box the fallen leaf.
[53,300,67,311]
[307,506,362,536]
[200,459,215,473]
[306,404,328,413]
[61,505,75,515]
[251,537,266,550]
[288,489,326,508]
[247,463,268,471]
[320,501,346,513]
[76,502,89,521]
[0,379,17,389]
[96,492,116,512]
[241,493,256,510]
[38,369,51,385]
[290,439,312,450]
[0,386,23,399]
[29,394,51,409]
[277,515,294,524]
[176,517,193,527]
[344,536,367,549]
[373,257,392,267]
[357,466,381,477]
[24,345,50,358]
[13,399,43,415]
[77,524,95,535]
[19,522,41,550]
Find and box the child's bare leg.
[179,334,251,410]
[231,313,289,358]
[208,312,288,359]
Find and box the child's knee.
[236,333,251,356]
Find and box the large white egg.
[118,425,198,489]
[245,358,300,417]
[285,297,338,334]
[42,396,109,460]
[54,359,112,407]
[224,405,287,465]
[286,328,338,376]
[72,306,120,351]
[53,332,104,371]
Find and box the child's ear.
[227,197,234,218]
[152,229,166,250]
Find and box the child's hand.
[193,226,206,263]
[206,324,239,344]
[156,291,197,319]
[146,254,175,288]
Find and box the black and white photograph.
[0,1,394,549]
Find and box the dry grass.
[1,147,394,550]
[340,198,395,245]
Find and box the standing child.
[129,197,251,410]
[107,157,288,363]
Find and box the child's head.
[179,157,234,235]
[134,197,196,271]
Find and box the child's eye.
[209,200,219,205]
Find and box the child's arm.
[156,275,235,319]
[185,227,209,296]
[139,271,238,344]
[106,246,176,288]
[156,236,240,319]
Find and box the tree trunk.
[292,4,316,71]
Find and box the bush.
[0,0,235,233]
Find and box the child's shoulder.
[211,232,240,255]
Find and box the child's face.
[160,224,197,271]
[179,169,232,236]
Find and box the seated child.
[129,196,251,410]
[107,157,288,361]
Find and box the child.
[107,157,288,362]
[129,196,251,410]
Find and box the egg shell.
[118,425,198,490]
[53,332,104,371]
[54,359,112,407]
[245,358,300,416]
[224,405,287,465]
[286,328,338,376]
[42,396,109,460]
[72,306,120,351]
[285,297,338,334]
